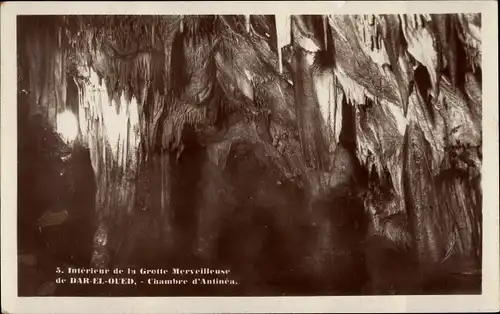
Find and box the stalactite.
[275,14,291,74]
[334,64,369,105]
[433,14,458,90]
[400,14,440,99]
[312,67,341,158]
[170,26,188,98]
[379,14,410,116]
[76,69,141,212]
[291,45,330,173]
[245,15,251,33]
[456,13,481,72]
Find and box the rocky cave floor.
[17,116,481,297]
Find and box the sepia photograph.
[2,1,499,313]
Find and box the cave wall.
[288,14,482,268]
[21,16,68,127]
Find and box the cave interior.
[17,14,482,296]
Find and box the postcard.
[1,1,498,313]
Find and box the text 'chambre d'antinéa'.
[54,266,239,285]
